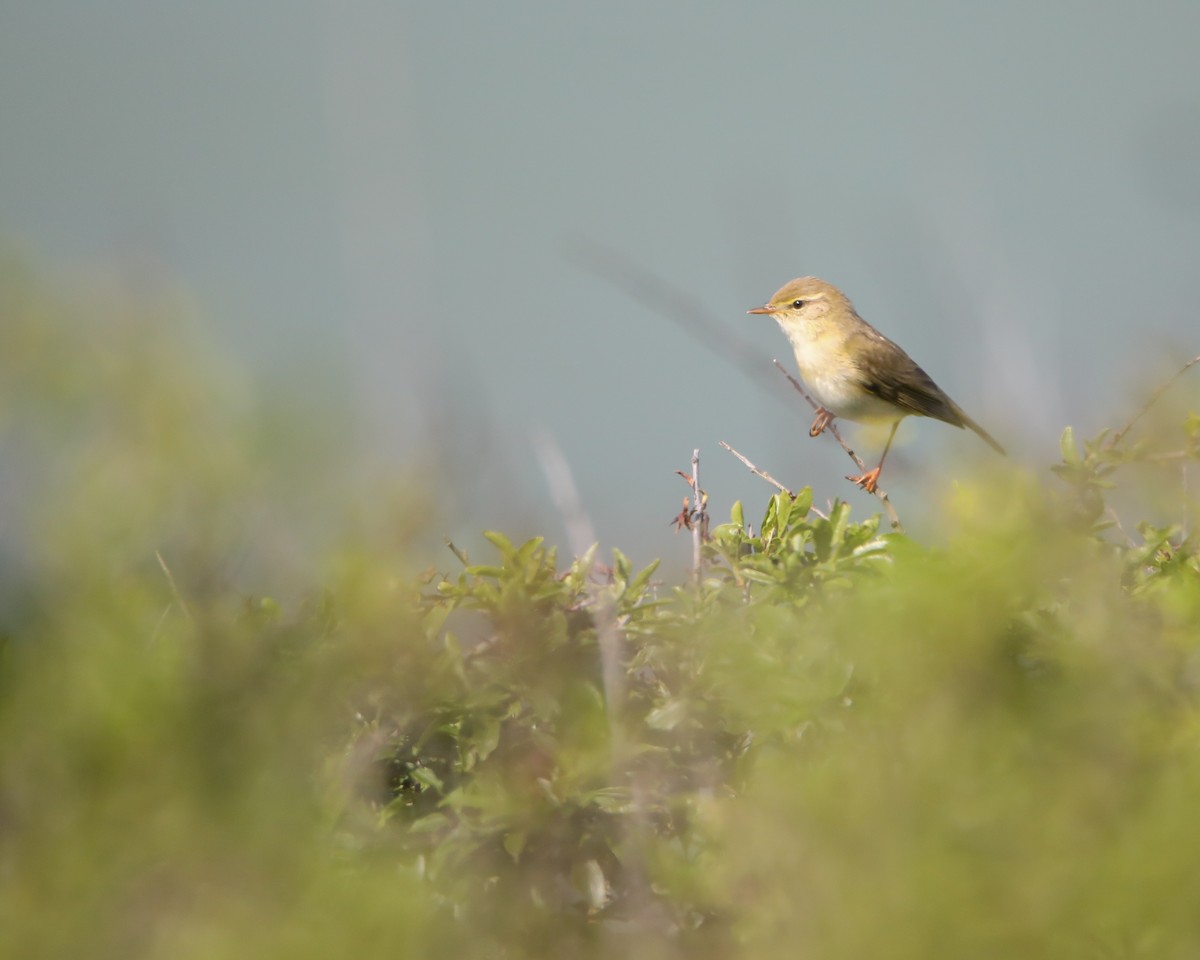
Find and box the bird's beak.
[747,304,776,315]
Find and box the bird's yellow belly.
[792,340,902,425]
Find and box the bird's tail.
[960,413,1006,457]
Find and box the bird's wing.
[849,328,967,428]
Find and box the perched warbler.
[749,277,1005,493]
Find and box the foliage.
[3,259,1200,958]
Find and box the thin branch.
[533,432,600,564]
[444,538,470,567]
[772,359,903,531]
[719,440,792,496]
[1143,450,1199,464]
[532,431,652,927]
[568,239,775,389]
[772,359,865,471]
[155,549,193,622]
[690,449,704,582]
[673,451,711,583]
[1104,507,1138,549]
[719,441,829,519]
[1182,462,1192,544]
[871,492,903,532]
[532,433,623,741]
[1108,354,1200,450]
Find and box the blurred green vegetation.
[2,257,1200,958]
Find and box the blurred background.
[5,7,1200,959]
[2,0,1199,568]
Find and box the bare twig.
[1183,462,1192,543]
[691,449,704,582]
[155,550,193,622]
[719,441,830,520]
[772,359,903,531]
[533,433,623,739]
[1108,354,1200,450]
[1143,450,1197,463]
[772,360,865,470]
[673,451,710,583]
[444,538,470,567]
[1104,507,1138,548]
[569,239,774,388]
[533,431,653,926]
[671,455,710,577]
[719,440,793,497]
[1098,354,1200,542]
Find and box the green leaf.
[406,812,449,835]
[464,565,505,579]
[513,537,545,570]
[775,494,794,532]
[473,717,501,763]
[502,830,528,862]
[567,542,600,589]
[612,548,633,584]
[760,495,780,539]
[791,486,813,517]
[627,559,661,599]
[645,698,688,731]
[409,766,444,793]
[1060,426,1079,465]
[482,530,515,556]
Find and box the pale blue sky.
[3,1,1199,564]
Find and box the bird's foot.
[847,467,882,494]
[809,408,834,438]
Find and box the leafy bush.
[2,258,1200,958]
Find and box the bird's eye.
[792,299,805,309]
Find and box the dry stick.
[771,360,864,469]
[155,549,194,622]
[690,448,705,582]
[719,441,830,519]
[719,440,793,497]
[1107,353,1200,450]
[1183,462,1192,543]
[772,360,904,531]
[1104,353,1200,544]
[568,239,774,387]
[1144,451,1198,463]
[1182,427,1198,548]
[532,433,624,740]
[532,433,651,920]
[1104,507,1138,549]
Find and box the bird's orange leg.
[809,408,835,438]
[847,421,900,494]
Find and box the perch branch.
[773,360,903,531]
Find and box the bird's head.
[747,276,847,332]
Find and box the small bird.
[749,277,1004,493]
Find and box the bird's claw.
[809,408,834,438]
[847,467,882,494]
